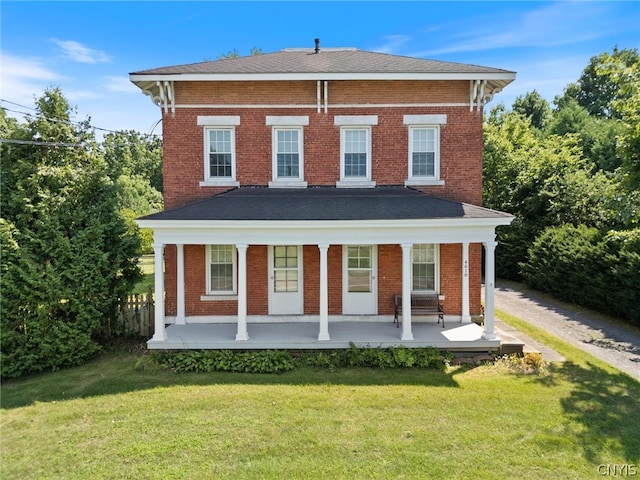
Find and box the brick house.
[131,43,515,350]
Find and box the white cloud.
[0,52,65,107]
[373,35,411,54]
[411,2,628,57]
[52,39,112,64]
[103,76,138,93]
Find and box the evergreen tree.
[0,88,142,378]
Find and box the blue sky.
[2,1,639,138]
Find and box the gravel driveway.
[492,280,640,381]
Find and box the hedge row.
[521,225,640,324]
[149,344,452,374]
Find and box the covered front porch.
[147,319,502,351]
[137,187,514,350]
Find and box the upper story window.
[403,115,447,187]
[335,115,378,188]
[198,116,241,187]
[267,116,308,188]
[410,127,438,177]
[208,128,234,177]
[275,129,301,178]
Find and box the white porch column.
[483,240,498,340]
[318,244,330,341]
[175,244,186,325]
[461,242,471,323]
[152,243,167,341]
[400,243,414,341]
[235,244,249,341]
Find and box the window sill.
[200,294,238,301]
[336,180,376,188]
[199,179,240,187]
[268,180,308,188]
[404,179,445,187]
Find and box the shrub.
[150,346,452,374]
[495,353,546,374]
[151,350,295,374]
[522,225,640,324]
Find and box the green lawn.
[1,312,639,479]
[132,254,154,295]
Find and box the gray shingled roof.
[139,186,513,222]
[131,48,514,76]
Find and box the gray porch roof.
[140,186,513,222]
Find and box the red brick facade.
[161,79,485,319]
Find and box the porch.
[147,319,502,352]
[138,187,515,350]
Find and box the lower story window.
[208,245,236,294]
[412,244,436,291]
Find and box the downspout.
[317,80,321,113]
[324,80,328,113]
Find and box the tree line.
[1,88,162,378]
[484,46,639,323]
[1,46,637,378]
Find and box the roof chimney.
[314,38,320,54]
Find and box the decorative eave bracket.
[141,81,175,114]
[470,80,502,112]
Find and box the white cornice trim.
[138,217,513,230]
[177,103,468,109]
[137,217,514,246]
[131,72,515,82]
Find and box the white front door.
[269,245,303,315]
[343,245,377,315]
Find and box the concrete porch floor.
[147,321,506,352]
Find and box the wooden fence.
[112,286,154,337]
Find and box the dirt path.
[493,280,640,381]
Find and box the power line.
[1,104,122,135]
[0,99,38,111]
[0,99,162,138]
[0,138,86,147]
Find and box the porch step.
[495,320,565,361]
[495,321,526,355]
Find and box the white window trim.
[198,116,241,126]
[206,245,237,296]
[266,116,309,126]
[405,125,445,187]
[336,125,376,188]
[411,244,440,294]
[335,115,378,126]
[199,116,241,187]
[403,114,447,126]
[269,125,308,188]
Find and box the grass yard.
[1,312,639,479]
[132,254,154,295]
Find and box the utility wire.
[1,99,162,139]
[0,138,86,147]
